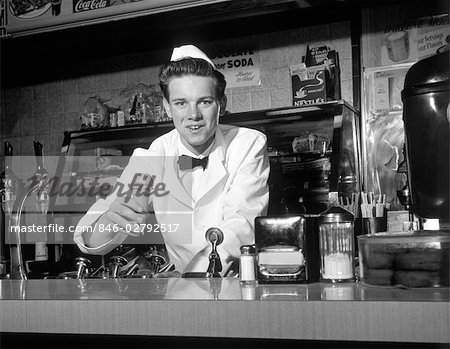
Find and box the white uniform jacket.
[74,124,270,272]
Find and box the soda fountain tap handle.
[205,228,223,277]
[205,227,224,246]
[75,257,91,279]
[110,256,127,278]
[149,254,166,274]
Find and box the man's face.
[163,75,226,155]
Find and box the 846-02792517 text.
[9,223,179,235]
[96,223,180,235]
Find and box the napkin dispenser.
[255,215,320,283]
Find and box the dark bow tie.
[178,155,209,171]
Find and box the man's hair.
[158,57,226,101]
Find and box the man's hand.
[105,195,147,237]
[84,194,148,248]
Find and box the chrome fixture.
[9,140,50,279]
[205,227,224,277]
[109,255,127,278]
[75,257,91,279]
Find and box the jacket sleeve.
[217,131,270,263]
[73,144,163,255]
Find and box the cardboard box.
[291,64,327,106]
[305,45,341,101]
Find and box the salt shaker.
[239,245,256,285]
[318,206,355,282]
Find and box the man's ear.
[219,95,227,116]
[163,98,172,119]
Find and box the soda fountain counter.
[0,278,449,346]
[1,101,448,346]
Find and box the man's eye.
[201,100,214,105]
[174,101,186,106]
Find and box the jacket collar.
[164,126,227,205]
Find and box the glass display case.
[47,100,361,273]
[223,100,361,215]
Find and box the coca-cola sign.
[73,0,111,13]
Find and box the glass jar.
[318,206,355,282]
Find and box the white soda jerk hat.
[170,44,216,68]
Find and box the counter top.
[1,278,449,343]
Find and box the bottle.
[109,113,117,127]
[239,245,256,285]
[117,111,125,126]
[1,142,17,214]
[136,92,151,124]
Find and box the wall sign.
[5,0,230,36]
[211,46,260,88]
[73,0,111,13]
[381,14,449,66]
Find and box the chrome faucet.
[182,227,225,278]
[9,141,50,279]
[75,257,91,279]
[110,255,127,278]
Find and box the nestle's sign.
[73,0,110,13]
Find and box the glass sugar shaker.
[318,206,355,283]
[240,245,256,285]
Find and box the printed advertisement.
[7,0,141,20]
[291,64,326,106]
[6,0,227,36]
[381,14,449,66]
[210,46,260,88]
[365,63,414,114]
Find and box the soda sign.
[73,0,111,13]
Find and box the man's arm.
[217,131,270,262]
[73,147,161,255]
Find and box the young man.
[74,45,269,274]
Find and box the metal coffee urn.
[401,46,449,228]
